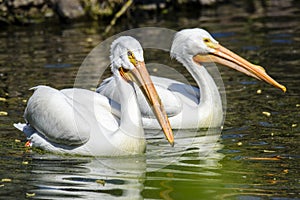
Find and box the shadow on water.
[0,0,299,199]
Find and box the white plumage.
[14,36,174,156]
[97,28,286,129]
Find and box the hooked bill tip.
[281,85,287,93]
[171,141,174,147]
[168,139,174,147]
[166,133,174,147]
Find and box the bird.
[97,28,286,129]
[14,36,174,156]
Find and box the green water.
[0,0,299,199]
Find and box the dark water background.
[0,0,299,199]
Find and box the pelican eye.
[127,51,133,57]
[203,38,210,43]
[203,38,216,48]
[127,51,137,66]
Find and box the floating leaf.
[262,111,271,117]
[0,97,6,102]
[256,89,262,94]
[246,156,281,161]
[22,161,29,165]
[263,150,276,153]
[26,193,35,197]
[15,139,21,143]
[0,111,8,116]
[86,37,93,43]
[1,178,12,182]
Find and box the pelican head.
[110,36,144,72]
[171,28,286,92]
[110,36,174,145]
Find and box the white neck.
[180,55,222,113]
[114,76,144,137]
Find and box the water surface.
[0,1,299,199]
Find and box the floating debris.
[152,68,158,72]
[263,150,276,153]
[1,178,12,182]
[246,156,281,161]
[256,89,262,94]
[15,139,21,143]
[0,111,8,116]
[86,37,93,43]
[0,97,7,102]
[96,179,105,186]
[296,104,300,107]
[26,193,36,197]
[283,169,289,174]
[237,142,243,146]
[22,99,27,103]
[292,124,297,128]
[262,111,271,117]
[271,132,274,136]
[22,161,29,165]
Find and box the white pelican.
[97,28,286,129]
[14,36,174,156]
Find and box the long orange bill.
[193,44,286,92]
[120,61,174,146]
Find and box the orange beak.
[193,44,286,92]
[120,61,174,146]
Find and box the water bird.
[98,28,286,129]
[14,36,174,156]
